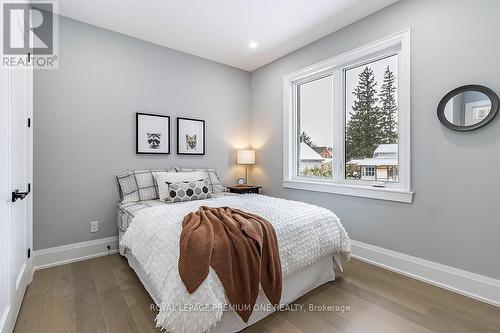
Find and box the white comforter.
[121,194,350,333]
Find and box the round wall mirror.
[437,85,499,131]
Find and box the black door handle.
[12,184,30,202]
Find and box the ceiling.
[57,0,398,71]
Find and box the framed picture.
[465,99,492,125]
[136,113,170,154]
[472,105,490,121]
[177,117,205,155]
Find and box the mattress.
[125,253,337,333]
[117,193,236,255]
[117,192,235,232]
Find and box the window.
[297,75,333,178]
[361,166,375,178]
[345,55,399,183]
[283,30,412,203]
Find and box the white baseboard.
[33,236,119,270]
[31,236,500,307]
[0,306,10,333]
[350,240,500,307]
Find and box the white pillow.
[154,171,206,201]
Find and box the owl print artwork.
[136,113,170,154]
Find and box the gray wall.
[35,0,500,280]
[34,17,251,250]
[250,0,500,279]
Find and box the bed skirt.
[124,251,338,332]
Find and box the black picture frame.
[176,117,206,155]
[437,85,499,131]
[136,112,170,154]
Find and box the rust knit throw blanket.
[178,206,282,323]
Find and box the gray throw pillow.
[165,179,213,203]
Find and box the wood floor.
[14,255,500,333]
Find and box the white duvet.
[121,194,350,333]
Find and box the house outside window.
[350,144,398,182]
[361,166,375,178]
[283,30,413,203]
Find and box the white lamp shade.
[237,149,255,165]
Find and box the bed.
[116,169,350,333]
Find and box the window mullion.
[332,69,342,184]
[291,84,299,179]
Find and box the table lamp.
[236,149,255,184]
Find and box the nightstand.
[228,185,261,194]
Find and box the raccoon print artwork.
[186,134,197,150]
[147,133,161,149]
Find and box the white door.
[0,9,34,333]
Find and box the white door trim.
[26,64,34,285]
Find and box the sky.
[345,54,398,123]
[299,54,398,148]
[299,75,333,148]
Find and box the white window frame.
[283,29,413,203]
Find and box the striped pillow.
[116,168,177,203]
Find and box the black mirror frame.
[437,85,499,131]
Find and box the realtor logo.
[2,1,58,68]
